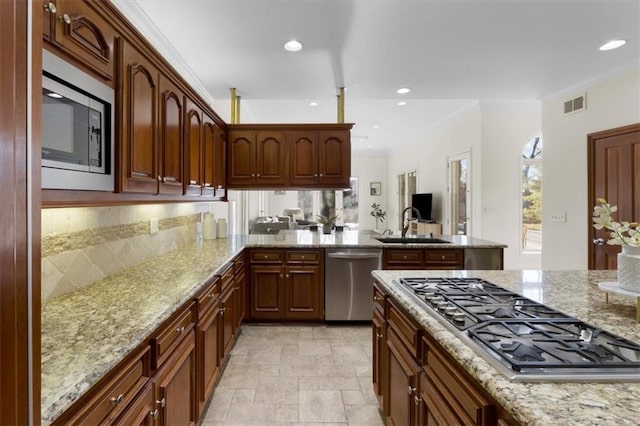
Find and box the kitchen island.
[40,230,505,424]
[372,269,640,426]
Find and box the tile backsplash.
[41,202,228,302]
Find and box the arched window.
[522,137,542,252]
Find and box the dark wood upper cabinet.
[318,130,351,185]
[119,41,159,194]
[289,132,318,185]
[43,0,115,83]
[185,100,203,196]
[227,131,256,186]
[212,124,227,198]
[158,75,185,195]
[201,116,219,198]
[256,131,287,185]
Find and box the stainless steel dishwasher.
[325,248,382,321]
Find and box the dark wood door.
[113,383,155,426]
[285,266,323,319]
[256,131,287,185]
[588,124,640,269]
[153,331,196,426]
[50,0,115,82]
[250,266,285,319]
[196,303,220,417]
[120,42,158,194]
[318,130,350,186]
[386,329,420,426]
[185,100,203,196]
[220,285,235,359]
[288,132,319,185]
[158,74,184,195]
[228,131,255,186]
[213,125,226,197]
[201,118,216,197]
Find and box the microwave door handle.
[90,125,102,169]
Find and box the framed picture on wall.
[370,182,381,196]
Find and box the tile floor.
[201,324,385,426]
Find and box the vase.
[618,246,640,292]
[322,224,332,234]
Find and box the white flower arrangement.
[592,198,640,246]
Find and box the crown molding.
[111,0,215,107]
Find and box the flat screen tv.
[411,193,433,221]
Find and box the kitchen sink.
[373,236,450,244]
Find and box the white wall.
[541,69,640,270]
[352,156,388,230]
[480,102,542,270]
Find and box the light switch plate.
[549,212,566,223]
[150,217,159,234]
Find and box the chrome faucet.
[401,207,421,238]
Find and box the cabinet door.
[113,383,155,426]
[201,118,217,197]
[234,269,246,329]
[197,303,220,417]
[288,132,318,185]
[255,131,286,185]
[227,131,255,186]
[42,0,57,42]
[317,130,350,186]
[250,265,285,320]
[373,309,386,406]
[220,285,235,359]
[158,74,184,195]
[285,265,323,320]
[120,42,158,194]
[185,100,203,196]
[50,0,115,82]
[212,125,226,197]
[153,330,196,426]
[386,329,421,426]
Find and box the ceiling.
[117,0,639,153]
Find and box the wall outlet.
[150,217,159,234]
[549,212,566,223]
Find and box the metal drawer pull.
[376,333,383,339]
[150,409,159,419]
[176,326,185,334]
[59,13,71,24]
[220,308,225,316]
[373,295,382,302]
[407,386,416,395]
[156,398,166,407]
[110,393,124,404]
[414,395,422,405]
[208,293,215,299]
[44,2,57,13]
[441,255,446,260]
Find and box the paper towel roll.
[203,213,216,240]
[216,218,228,238]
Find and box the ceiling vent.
[564,93,587,115]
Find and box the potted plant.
[370,203,387,230]
[316,212,338,234]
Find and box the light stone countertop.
[371,269,640,426]
[40,230,505,424]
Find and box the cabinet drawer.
[387,299,421,359]
[220,264,235,291]
[196,276,220,317]
[60,346,150,425]
[424,249,463,265]
[250,249,283,263]
[233,253,246,273]
[386,249,423,264]
[287,250,321,264]
[151,302,195,370]
[427,342,494,425]
[373,282,386,314]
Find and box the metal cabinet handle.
[110,393,124,404]
[373,295,382,302]
[280,273,284,278]
[220,308,225,316]
[150,409,159,419]
[593,238,606,246]
[301,255,305,260]
[319,173,324,176]
[441,255,446,260]
[403,255,407,260]
[156,398,166,408]
[376,333,383,340]
[59,13,71,24]
[414,395,422,405]
[176,326,185,334]
[286,274,289,278]
[208,293,215,299]
[314,173,318,177]
[235,286,240,290]
[256,173,261,177]
[44,2,57,13]
[157,175,162,182]
[407,386,416,395]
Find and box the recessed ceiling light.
[284,40,303,52]
[367,145,373,148]
[397,101,407,106]
[599,39,626,51]
[396,87,411,94]
[46,92,63,99]
[309,101,318,106]
[373,125,380,129]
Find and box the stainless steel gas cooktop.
[396,277,640,382]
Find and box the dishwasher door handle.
[327,252,381,260]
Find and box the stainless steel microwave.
[42,50,114,191]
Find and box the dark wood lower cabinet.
[285,265,322,319]
[372,309,386,407]
[113,383,155,426]
[220,284,236,359]
[386,328,421,426]
[152,330,197,426]
[197,301,221,417]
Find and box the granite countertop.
[40,230,505,424]
[371,269,640,426]
[244,229,507,248]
